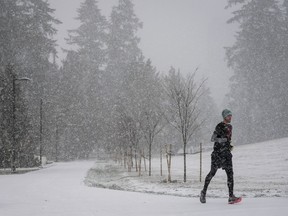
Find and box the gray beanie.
[222,109,232,119]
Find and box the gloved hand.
[229,143,234,151]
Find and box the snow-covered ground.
[86,137,288,198]
[0,138,287,216]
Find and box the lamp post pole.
[39,98,43,166]
[11,74,16,173]
[200,142,202,182]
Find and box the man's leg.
[200,152,219,203]
[200,165,217,203]
[203,165,218,194]
[224,167,234,197]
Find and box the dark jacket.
[210,122,233,169]
[211,122,232,153]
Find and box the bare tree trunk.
[138,150,142,176]
[127,159,132,172]
[166,144,172,182]
[127,148,133,172]
[148,141,152,176]
[160,144,163,176]
[124,152,127,169]
[143,150,147,172]
[183,140,187,182]
[130,147,133,169]
[200,142,202,182]
[135,148,138,172]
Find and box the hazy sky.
[48,0,237,107]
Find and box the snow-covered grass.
[0,138,287,216]
[86,137,288,198]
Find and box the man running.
[200,109,241,204]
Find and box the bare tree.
[141,109,165,176]
[165,144,172,182]
[113,104,140,172]
[138,60,165,176]
[163,67,206,182]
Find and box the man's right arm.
[211,132,227,143]
[211,125,228,143]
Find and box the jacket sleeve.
[211,132,227,143]
[211,125,228,143]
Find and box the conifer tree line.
[225,0,288,145]
[0,0,217,172]
[1,0,287,174]
[0,0,60,168]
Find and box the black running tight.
[203,166,234,197]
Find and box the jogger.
[200,109,240,204]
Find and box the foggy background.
[1,2,288,213]
[48,0,237,106]
[1,0,287,169]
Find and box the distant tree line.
[53,0,217,182]
[0,0,217,180]
[226,0,288,144]
[2,0,287,180]
[3,0,287,180]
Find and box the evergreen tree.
[67,0,107,69]
[279,0,288,138]
[60,0,108,159]
[102,0,143,162]
[0,0,59,168]
[55,51,85,160]
[0,65,15,168]
[226,0,286,144]
[0,0,23,65]
[23,0,60,161]
[106,0,142,93]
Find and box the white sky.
[48,0,237,107]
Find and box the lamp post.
[11,75,31,173]
[39,98,43,166]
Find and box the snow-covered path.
[0,160,287,216]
